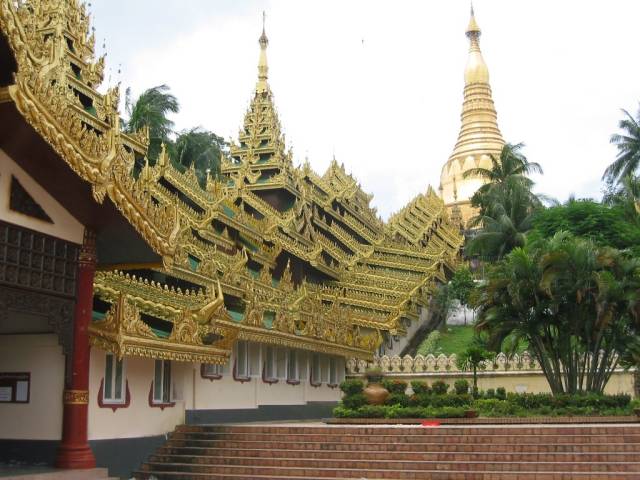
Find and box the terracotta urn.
[363,382,389,405]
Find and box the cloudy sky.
[90,0,640,219]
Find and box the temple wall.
[0,148,84,244]
[0,334,64,440]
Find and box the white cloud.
[91,0,640,218]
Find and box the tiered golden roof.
[439,6,505,226]
[0,1,463,362]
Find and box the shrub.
[409,393,432,408]
[485,388,496,399]
[496,387,507,400]
[342,393,367,410]
[333,406,358,418]
[357,405,387,418]
[432,381,449,395]
[431,393,473,408]
[474,399,520,417]
[454,379,470,395]
[382,379,408,394]
[411,381,431,395]
[340,379,364,396]
[385,392,410,407]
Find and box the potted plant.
[362,366,389,405]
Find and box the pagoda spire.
[438,4,505,226]
[256,11,269,94]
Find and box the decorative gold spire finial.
[467,3,481,37]
[256,11,269,94]
[465,4,486,83]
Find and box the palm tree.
[465,142,543,218]
[603,174,640,224]
[125,85,179,162]
[603,105,640,185]
[473,231,640,394]
[174,127,227,185]
[464,143,544,259]
[456,343,492,395]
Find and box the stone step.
[168,431,640,444]
[137,423,640,479]
[133,466,640,480]
[165,438,640,452]
[142,457,640,473]
[155,446,640,462]
[177,424,640,436]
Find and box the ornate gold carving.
[2,1,463,364]
[63,389,89,405]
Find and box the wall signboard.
[0,372,31,403]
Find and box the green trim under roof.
[222,205,235,217]
[263,311,275,329]
[228,309,245,322]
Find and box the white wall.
[0,334,64,440]
[88,350,186,440]
[0,148,84,244]
[87,343,343,440]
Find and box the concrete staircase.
[133,423,640,479]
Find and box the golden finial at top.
[466,2,481,37]
[256,11,270,94]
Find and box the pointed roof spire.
[256,11,269,94]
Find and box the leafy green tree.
[450,265,475,324]
[473,231,640,394]
[464,143,544,260]
[125,85,179,162]
[603,105,640,185]
[529,199,640,257]
[174,127,227,186]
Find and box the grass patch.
[437,326,476,355]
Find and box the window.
[248,342,261,377]
[320,355,330,384]
[264,345,276,381]
[287,350,299,383]
[311,353,321,386]
[329,357,337,386]
[235,341,261,380]
[235,340,249,379]
[276,348,287,380]
[103,354,125,403]
[201,363,223,380]
[153,360,171,404]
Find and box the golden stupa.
[439,6,505,226]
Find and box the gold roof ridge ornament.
[438,3,505,227]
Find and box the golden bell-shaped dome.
[439,6,505,226]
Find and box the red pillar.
[55,230,97,469]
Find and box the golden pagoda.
[439,5,505,226]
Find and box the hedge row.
[336,379,635,418]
